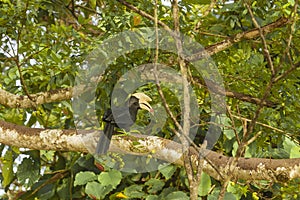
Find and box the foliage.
[0,0,300,199]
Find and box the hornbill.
[96,92,153,154]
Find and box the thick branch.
[0,88,73,108]
[0,83,277,110]
[0,82,94,108]
[0,120,299,182]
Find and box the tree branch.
[188,17,290,61]
[245,3,275,76]
[0,120,300,182]
[192,77,278,108]
[117,0,172,32]
[0,88,73,108]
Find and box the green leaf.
[77,15,85,25]
[85,181,113,199]
[124,185,145,199]
[183,0,210,4]
[165,191,189,200]
[26,114,37,127]
[74,171,97,186]
[283,136,297,154]
[90,0,96,9]
[57,178,71,199]
[221,116,238,140]
[288,0,295,6]
[98,169,122,188]
[17,157,40,188]
[37,183,56,199]
[145,178,165,194]
[198,172,211,196]
[4,77,11,85]
[290,146,300,158]
[230,19,235,29]
[8,68,17,80]
[208,188,238,200]
[146,195,160,200]
[50,50,61,64]
[158,164,176,180]
[2,150,14,187]
[226,181,248,199]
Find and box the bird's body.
[96,93,153,155]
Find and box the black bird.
[96,93,153,154]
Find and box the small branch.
[195,78,278,108]
[284,0,298,54]
[152,1,184,135]
[188,17,289,61]
[202,0,217,18]
[245,3,275,76]
[194,0,217,31]
[27,171,69,199]
[245,131,262,146]
[226,106,241,145]
[197,31,228,38]
[231,114,288,135]
[16,3,34,102]
[15,58,34,102]
[117,0,172,32]
[273,62,300,83]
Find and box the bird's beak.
[139,100,154,114]
[131,92,154,114]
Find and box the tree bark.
[0,120,299,182]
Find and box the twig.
[15,4,35,102]
[231,115,285,134]
[152,3,184,136]
[27,171,69,198]
[118,0,172,32]
[273,61,300,83]
[191,76,277,108]
[273,1,299,83]
[245,3,275,76]
[226,106,241,145]
[194,0,217,31]
[245,131,262,146]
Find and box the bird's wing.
[111,106,135,130]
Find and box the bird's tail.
[96,122,114,154]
